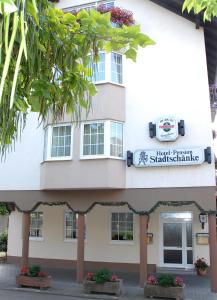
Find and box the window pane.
[30,212,43,238]
[65,212,75,239]
[84,124,90,134]
[111,53,123,84]
[164,250,182,264]
[187,250,193,264]
[51,125,72,158]
[111,213,133,241]
[43,128,48,160]
[110,122,123,157]
[89,53,105,82]
[163,223,182,247]
[83,145,90,155]
[186,222,192,247]
[83,123,104,156]
[84,135,90,144]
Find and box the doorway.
[160,212,193,268]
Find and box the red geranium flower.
[147,275,157,285]
[111,274,118,282]
[20,267,28,275]
[38,271,47,277]
[86,272,94,280]
[175,276,184,287]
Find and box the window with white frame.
[64,212,86,240]
[44,124,72,160]
[64,2,115,13]
[111,53,123,84]
[30,212,43,238]
[65,211,77,239]
[90,53,106,82]
[88,52,123,84]
[81,120,123,158]
[111,212,133,241]
[110,121,123,157]
[83,122,104,156]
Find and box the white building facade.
[0,0,217,291]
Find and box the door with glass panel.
[161,212,193,268]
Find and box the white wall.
[119,0,215,188]
[0,113,43,190]
[8,205,210,266]
[0,0,215,191]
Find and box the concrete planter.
[83,279,123,296]
[16,275,52,289]
[144,284,185,300]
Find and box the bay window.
[81,120,123,158]
[44,124,72,160]
[89,52,123,85]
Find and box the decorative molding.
[3,200,216,215]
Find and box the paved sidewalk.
[0,263,216,299]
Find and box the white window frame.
[109,211,135,245]
[80,120,124,160]
[63,1,115,14]
[64,211,87,242]
[44,123,73,161]
[64,211,77,242]
[89,52,124,86]
[29,212,44,242]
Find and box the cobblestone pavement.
[0,264,216,300]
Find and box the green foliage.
[29,265,41,277]
[157,274,174,287]
[0,204,9,215]
[0,0,154,156]
[183,0,217,21]
[93,268,111,284]
[0,232,7,252]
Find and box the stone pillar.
[21,212,30,268]
[208,214,217,293]
[77,213,85,283]
[139,214,148,288]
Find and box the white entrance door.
[160,212,193,268]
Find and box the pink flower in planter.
[86,272,94,280]
[111,274,118,282]
[175,276,184,287]
[147,275,157,285]
[38,271,47,277]
[20,267,28,276]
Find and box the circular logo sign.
[156,117,178,142]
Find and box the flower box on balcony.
[16,274,52,289]
[83,279,123,296]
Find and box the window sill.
[94,81,125,88]
[80,156,125,161]
[29,237,44,242]
[64,239,87,243]
[109,240,135,246]
[42,157,73,163]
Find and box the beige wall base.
[7,256,156,273]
